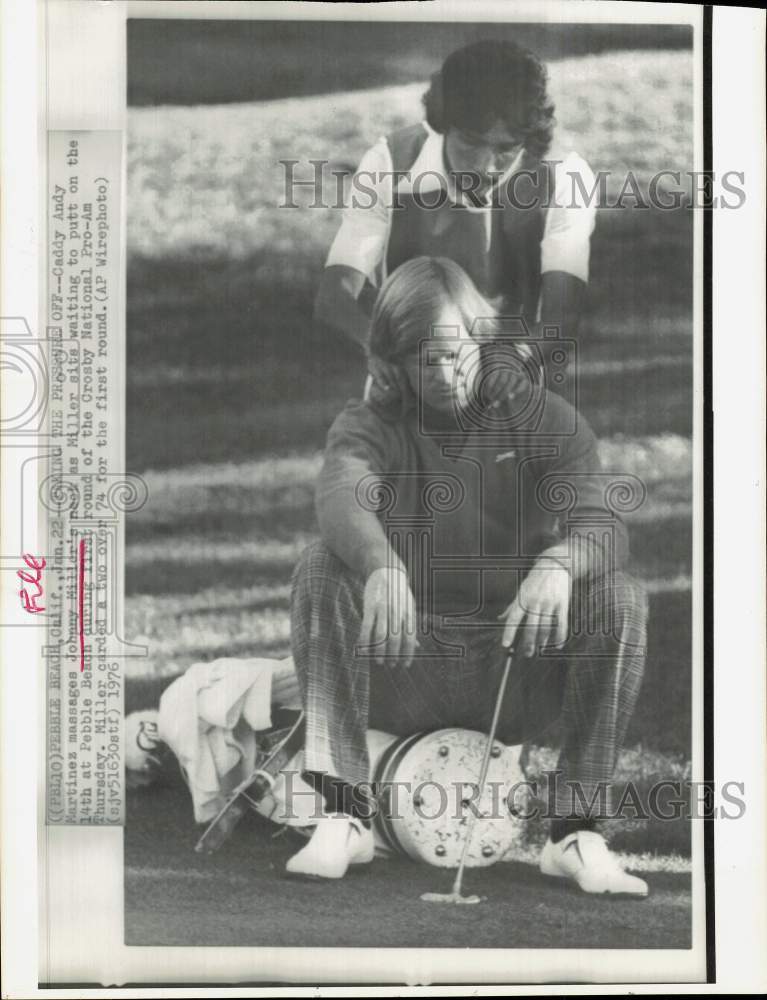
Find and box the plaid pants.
[290,541,647,818]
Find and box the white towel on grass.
[158,656,300,823]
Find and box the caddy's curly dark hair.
[422,40,555,159]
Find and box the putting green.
[125,782,691,950]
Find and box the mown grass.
[127,50,692,260]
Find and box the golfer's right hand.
[358,566,417,667]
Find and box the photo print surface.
[123,15,700,953]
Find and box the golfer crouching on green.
[288,257,648,896]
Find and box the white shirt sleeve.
[540,153,597,283]
[325,138,393,285]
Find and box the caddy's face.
[444,119,525,191]
[404,306,483,413]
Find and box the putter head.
[420,891,483,905]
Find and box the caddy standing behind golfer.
[288,257,649,896]
[315,39,596,401]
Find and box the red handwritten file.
[18,553,45,615]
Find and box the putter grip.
[248,773,272,799]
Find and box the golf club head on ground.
[420,891,485,905]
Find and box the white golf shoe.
[539,830,649,897]
[285,813,375,879]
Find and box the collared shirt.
[326,123,597,288]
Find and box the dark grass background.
[128,19,692,106]
[124,19,695,949]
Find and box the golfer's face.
[405,308,482,412]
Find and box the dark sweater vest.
[385,124,552,319]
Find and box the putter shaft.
[448,645,515,898]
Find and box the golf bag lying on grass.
[126,656,528,868]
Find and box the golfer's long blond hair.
[368,256,527,420]
[370,257,493,364]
